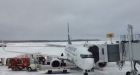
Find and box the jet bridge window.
[80,54,94,58]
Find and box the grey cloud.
[0,0,140,40]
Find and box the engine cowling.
[50,58,61,67]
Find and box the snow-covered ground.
[0,41,109,58]
[0,41,139,75]
[0,62,140,75]
[0,42,66,58]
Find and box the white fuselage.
[65,44,94,70]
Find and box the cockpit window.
[80,54,94,58]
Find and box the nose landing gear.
[84,70,88,75]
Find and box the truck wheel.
[63,70,67,73]
[27,67,32,72]
[48,70,52,74]
[17,67,21,71]
[12,67,15,71]
[16,67,19,71]
[34,69,37,71]
[12,67,18,71]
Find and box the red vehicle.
[8,58,30,71]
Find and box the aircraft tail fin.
[67,23,72,44]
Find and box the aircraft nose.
[83,58,94,70]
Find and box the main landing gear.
[126,61,140,75]
[126,70,137,75]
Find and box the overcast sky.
[0,0,140,40]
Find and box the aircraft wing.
[46,55,68,60]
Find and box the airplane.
[0,24,108,75]
[45,24,108,75]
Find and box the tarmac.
[1,62,140,75]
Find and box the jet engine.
[50,58,61,67]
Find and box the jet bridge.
[120,40,140,61]
[88,43,121,61]
[118,25,140,75]
[87,43,121,68]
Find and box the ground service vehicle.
[8,58,38,71]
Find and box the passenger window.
[80,54,94,58]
